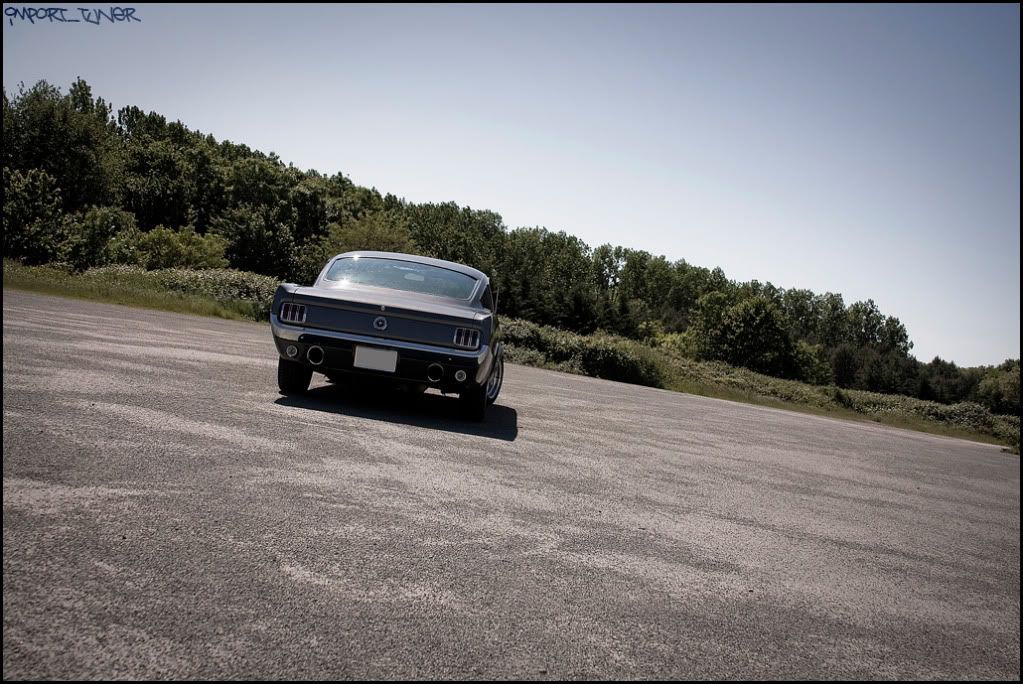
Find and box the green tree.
[921,357,974,404]
[498,228,597,331]
[689,291,735,361]
[716,296,799,378]
[289,175,330,245]
[226,155,294,215]
[878,315,912,354]
[974,360,1020,415]
[815,293,849,348]
[293,212,415,284]
[210,205,296,278]
[847,300,885,347]
[830,343,859,388]
[592,244,625,293]
[112,225,230,270]
[182,142,228,233]
[405,202,505,279]
[62,206,137,270]
[4,79,121,210]
[782,288,818,342]
[3,167,65,264]
[120,137,191,230]
[794,341,832,385]
[857,348,919,395]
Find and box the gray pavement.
[2,289,1019,679]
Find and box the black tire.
[278,357,312,395]
[460,384,488,422]
[485,354,504,406]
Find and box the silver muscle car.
[270,251,504,420]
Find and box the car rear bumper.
[271,315,494,392]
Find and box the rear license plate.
[353,346,398,373]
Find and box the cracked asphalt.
[2,290,1019,679]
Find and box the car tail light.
[453,327,480,350]
[280,302,306,324]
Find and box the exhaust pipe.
[307,345,325,366]
[426,363,444,383]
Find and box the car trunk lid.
[290,285,481,350]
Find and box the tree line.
[3,79,1018,415]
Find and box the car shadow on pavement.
[274,383,519,442]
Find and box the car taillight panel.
[453,327,480,350]
[280,302,306,324]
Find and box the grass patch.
[4,261,274,321]
[5,260,1018,452]
[502,319,663,387]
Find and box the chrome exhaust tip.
[307,345,325,366]
[426,363,444,383]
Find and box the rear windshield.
[323,257,478,300]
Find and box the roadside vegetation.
[3,78,1018,450]
[3,261,276,320]
[5,261,1018,452]
[499,317,1019,451]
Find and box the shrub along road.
[3,290,1019,679]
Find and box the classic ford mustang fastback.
[270,251,504,420]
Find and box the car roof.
[331,251,489,283]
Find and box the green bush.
[109,225,229,270]
[502,344,547,368]
[794,341,833,385]
[500,318,546,351]
[210,205,296,279]
[501,317,663,387]
[71,265,279,319]
[145,267,278,317]
[975,361,1020,416]
[62,206,138,270]
[652,330,697,359]
[578,336,663,386]
[3,167,65,265]
[716,296,799,378]
[830,386,854,408]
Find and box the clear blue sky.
[3,3,1019,366]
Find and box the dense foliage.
[3,79,1018,416]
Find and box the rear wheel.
[278,357,312,395]
[485,355,504,405]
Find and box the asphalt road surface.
[3,290,1019,680]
